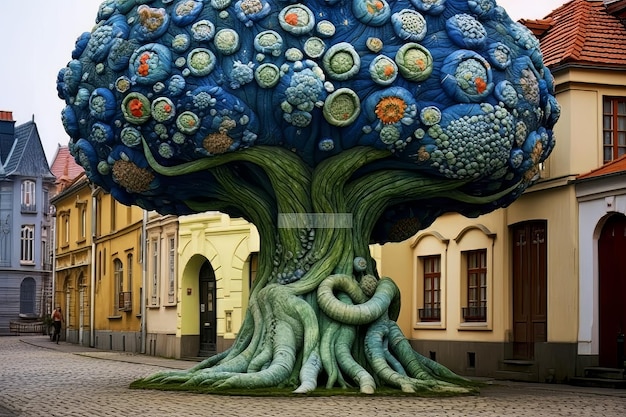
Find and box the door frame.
[199,260,217,355]
[598,213,626,367]
[511,220,548,359]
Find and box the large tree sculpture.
[58,0,558,394]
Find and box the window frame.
[19,277,36,315]
[80,207,87,241]
[57,211,71,247]
[602,96,626,163]
[249,252,259,289]
[167,236,176,304]
[110,198,116,232]
[114,258,123,311]
[150,239,159,306]
[20,224,35,264]
[419,255,441,322]
[463,249,488,322]
[20,180,36,212]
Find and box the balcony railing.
[21,204,37,213]
[118,292,132,312]
[418,307,441,322]
[462,306,487,322]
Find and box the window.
[80,208,87,240]
[58,212,70,246]
[151,239,159,305]
[0,224,9,266]
[42,189,49,215]
[603,97,626,163]
[98,251,102,282]
[419,256,441,322]
[65,215,70,244]
[168,237,175,304]
[127,253,133,293]
[249,252,259,289]
[41,240,48,269]
[21,180,36,212]
[20,225,34,263]
[463,249,487,322]
[96,196,102,237]
[114,259,123,311]
[110,199,116,232]
[124,253,133,312]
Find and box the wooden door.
[512,221,547,359]
[598,214,626,367]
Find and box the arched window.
[21,180,36,211]
[20,277,36,316]
[20,225,34,263]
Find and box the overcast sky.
[0,0,568,163]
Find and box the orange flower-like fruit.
[129,99,144,117]
[475,77,487,94]
[285,13,298,26]
[375,96,407,124]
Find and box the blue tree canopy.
[58,0,558,241]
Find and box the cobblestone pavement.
[1,336,625,417]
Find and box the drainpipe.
[90,186,98,348]
[141,209,148,354]
[51,211,57,315]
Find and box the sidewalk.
[17,335,626,399]
[19,335,199,370]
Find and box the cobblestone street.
[0,336,624,417]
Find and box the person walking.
[52,307,64,344]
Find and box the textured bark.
[137,144,493,394]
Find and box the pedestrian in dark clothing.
[52,307,64,344]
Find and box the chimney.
[0,110,16,164]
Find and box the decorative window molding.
[602,96,626,163]
[150,239,159,306]
[20,180,36,213]
[20,225,34,264]
[412,232,450,330]
[462,249,487,323]
[410,230,449,248]
[167,236,176,304]
[454,224,496,243]
[114,258,123,311]
[418,255,441,323]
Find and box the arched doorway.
[19,277,36,317]
[199,260,217,356]
[598,214,626,367]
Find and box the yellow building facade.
[380,8,626,383]
[145,211,259,359]
[51,174,93,345]
[52,175,146,351]
[91,189,144,351]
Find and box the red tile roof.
[522,0,626,68]
[50,145,84,190]
[577,154,626,179]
